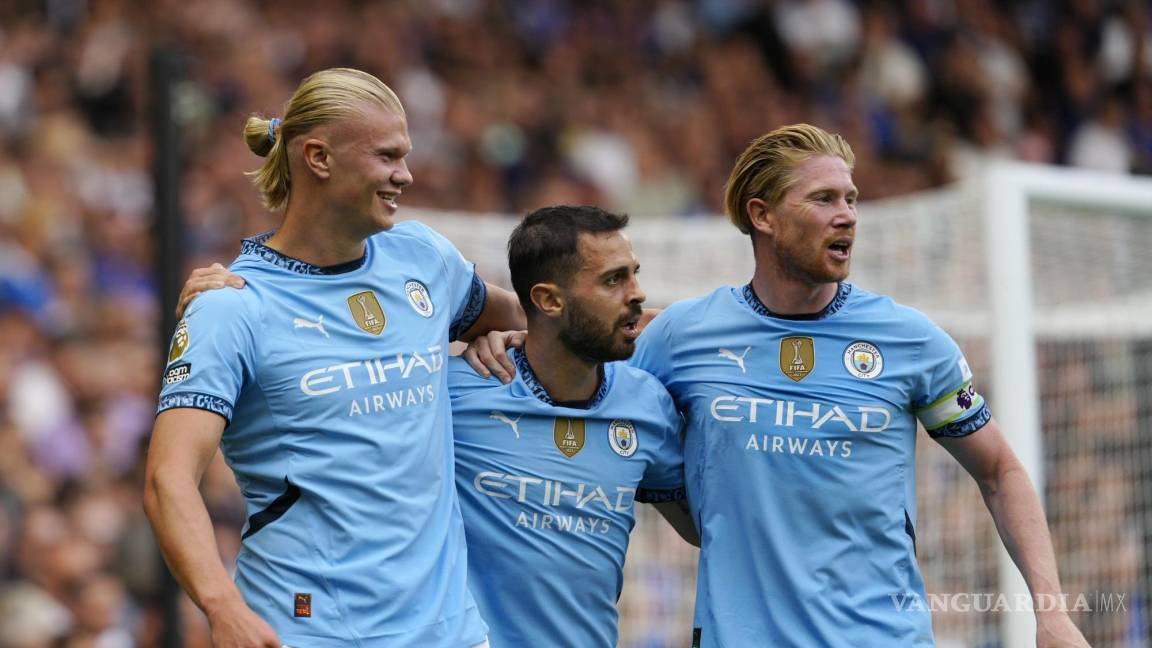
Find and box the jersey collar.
[741,282,852,321]
[513,346,611,410]
[241,231,369,275]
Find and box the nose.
[836,197,857,228]
[392,159,413,188]
[628,276,646,307]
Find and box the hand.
[207,605,282,648]
[1036,610,1090,647]
[176,263,245,319]
[462,329,526,383]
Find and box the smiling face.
[757,154,858,285]
[557,230,646,363]
[322,104,413,234]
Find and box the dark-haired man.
[448,205,693,647]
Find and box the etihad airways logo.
[710,395,892,433]
[473,472,636,512]
[299,346,444,396]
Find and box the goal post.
[982,161,1152,648]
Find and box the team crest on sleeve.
[168,319,189,362]
[347,291,387,335]
[779,336,815,382]
[404,280,434,318]
[554,417,585,458]
[608,419,638,457]
[843,341,883,379]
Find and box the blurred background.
[0,0,1150,646]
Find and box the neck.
[266,202,372,267]
[750,257,839,316]
[523,330,601,403]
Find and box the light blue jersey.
[157,221,489,647]
[631,283,990,648]
[448,347,686,648]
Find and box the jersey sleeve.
[156,289,256,422]
[911,321,991,439]
[635,381,687,503]
[406,221,486,341]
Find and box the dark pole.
[150,44,186,648]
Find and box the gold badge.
[554,417,585,458]
[347,291,386,335]
[168,319,189,362]
[780,336,815,382]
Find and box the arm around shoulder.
[457,283,526,342]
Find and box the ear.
[301,138,332,179]
[746,197,774,237]
[529,283,565,319]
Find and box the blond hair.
[723,124,855,235]
[243,68,405,211]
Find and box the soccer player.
[143,68,523,648]
[448,205,693,647]
[627,124,1089,647]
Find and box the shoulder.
[844,284,938,335]
[646,287,734,337]
[447,355,504,397]
[374,220,458,256]
[610,363,677,412]
[184,283,259,322]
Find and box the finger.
[226,274,246,288]
[462,346,492,379]
[478,342,512,383]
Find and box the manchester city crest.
[843,341,883,379]
[608,419,638,457]
[405,280,434,318]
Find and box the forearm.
[144,472,246,615]
[980,463,1064,601]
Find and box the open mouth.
[377,191,400,210]
[828,239,852,260]
[620,315,641,339]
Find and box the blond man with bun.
[144,68,521,648]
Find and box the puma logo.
[490,411,523,439]
[293,315,329,338]
[718,346,751,373]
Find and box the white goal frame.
[984,161,1152,647]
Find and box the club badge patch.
[405,280,434,318]
[843,341,883,379]
[554,417,585,458]
[347,290,386,335]
[780,336,815,382]
[168,319,189,362]
[608,419,638,457]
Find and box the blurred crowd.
[1,0,1151,646]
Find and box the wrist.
[200,589,246,619]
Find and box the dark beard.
[559,300,639,363]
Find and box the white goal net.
[414,161,1152,648]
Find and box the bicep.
[934,417,1018,489]
[651,500,700,547]
[458,283,526,342]
[147,408,228,484]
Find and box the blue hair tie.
[268,118,281,145]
